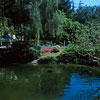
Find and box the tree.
[75,20,100,54]
[73,3,100,24]
[58,0,75,18]
[45,10,67,40]
[62,18,84,43]
[29,1,42,46]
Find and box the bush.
[57,43,79,64]
[57,43,97,65]
[62,44,77,56]
[28,46,42,60]
[52,45,60,53]
[3,42,41,64]
[38,56,57,64]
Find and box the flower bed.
[41,48,64,57]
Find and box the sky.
[73,0,100,7]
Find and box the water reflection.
[0,66,68,100]
[62,73,100,100]
[0,65,99,100]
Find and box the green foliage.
[57,43,94,65]
[45,10,67,39]
[52,45,60,53]
[57,44,77,64]
[38,56,57,64]
[9,26,15,34]
[9,42,41,63]
[59,0,75,18]
[28,46,42,59]
[57,28,100,65]
[0,17,15,35]
[0,0,84,44]
[75,20,100,54]
[40,40,52,46]
[73,3,100,24]
[61,44,78,56]
[63,18,84,42]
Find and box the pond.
[0,64,100,100]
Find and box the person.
[12,34,17,42]
[0,35,2,46]
[21,34,24,41]
[7,32,11,45]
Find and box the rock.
[92,60,100,66]
[31,59,39,65]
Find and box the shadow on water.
[0,64,100,100]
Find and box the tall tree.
[58,0,75,18]
[29,1,42,46]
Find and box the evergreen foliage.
[1,0,100,65]
[52,45,60,53]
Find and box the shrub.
[4,42,41,64]
[57,43,79,64]
[61,44,78,56]
[28,46,42,60]
[57,43,96,65]
[52,45,60,53]
[38,56,57,64]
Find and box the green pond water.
[0,64,100,100]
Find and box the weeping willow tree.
[0,0,71,44]
[0,0,14,35]
[27,0,64,45]
[28,1,42,46]
[39,0,66,40]
[45,10,67,40]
